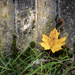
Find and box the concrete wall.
[0,0,75,54]
[15,0,36,51]
[15,0,56,50]
[58,0,75,51]
[0,0,14,55]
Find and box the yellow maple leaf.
[39,28,68,53]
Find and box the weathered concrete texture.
[59,0,75,51]
[16,0,56,50]
[1,0,75,55]
[16,0,35,50]
[35,0,56,49]
[0,0,14,55]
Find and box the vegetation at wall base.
[0,45,75,75]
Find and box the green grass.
[0,44,75,75]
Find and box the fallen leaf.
[39,28,68,53]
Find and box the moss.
[12,34,17,58]
[30,41,35,48]
[21,41,36,59]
